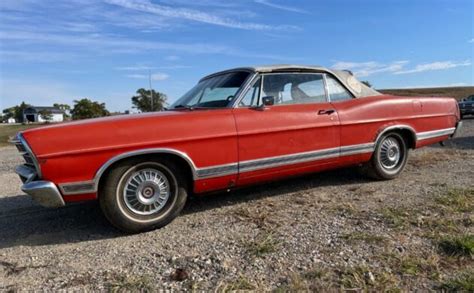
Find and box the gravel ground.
[0,119,473,291]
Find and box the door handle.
[318,109,335,115]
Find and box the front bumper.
[451,121,463,138]
[21,181,65,208]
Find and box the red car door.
[232,73,340,186]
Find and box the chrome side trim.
[239,147,340,173]
[196,163,239,178]
[59,180,95,195]
[22,181,65,208]
[340,143,375,156]
[416,127,456,141]
[61,143,376,195]
[239,142,375,173]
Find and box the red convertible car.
[12,65,462,232]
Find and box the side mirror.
[252,96,275,111]
[262,96,275,106]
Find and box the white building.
[23,106,64,123]
[7,117,16,124]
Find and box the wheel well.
[382,128,416,149]
[97,153,194,194]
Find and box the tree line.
[1,88,167,122]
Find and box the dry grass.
[244,232,279,257]
[341,232,387,244]
[220,276,256,292]
[440,271,474,291]
[106,273,154,292]
[0,124,41,146]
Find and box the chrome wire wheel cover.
[123,168,170,215]
[379,137,401,170]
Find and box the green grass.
[380,207,411,228]
[440,271,474,292]
[439,235,474,257]
[245,232,279,257]
[435,188,474,213]
[0,124,41,146]
[341,232,387,244]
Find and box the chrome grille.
[11,133,41,183]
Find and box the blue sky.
[0,0,473,112]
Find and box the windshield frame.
[170,70,256,110]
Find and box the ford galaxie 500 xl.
[12,65,462,232]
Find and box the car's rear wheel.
[366,132,408,180]
[99,158,188,233]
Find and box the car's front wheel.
[99,157,188,233]
[366,132,408,180]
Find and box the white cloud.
[331,61,408,77]
[469,38,474,43]
[126,73,169,81]
[165,55,180,61]
[104,0,299,31]
[394,60,471,74]
[0,78,79,110]
[254,0,308,14]
[116,64,190,70]
[332,60,472,77]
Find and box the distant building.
[23,106,64,123]
[7,117,16,124]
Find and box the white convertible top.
[201,64,381,98]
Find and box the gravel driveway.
[1,120,473,291]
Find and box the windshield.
[170,71,250,109]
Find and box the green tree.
[53,103,71,118]
[361,81,373,88]
[38,109,53,123]
[2,101,30,123]
[131,88,167,112]
[70,99,110,120]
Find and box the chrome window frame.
[233,72,330,108]
[324,73,355,102]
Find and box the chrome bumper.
[451,121,463,138]
[21,181,65,208]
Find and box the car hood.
[20,110,217,159]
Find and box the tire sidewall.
[372,132,408,179]
[100,158,188,233]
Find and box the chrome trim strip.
[196,163,238,178]
[59,180,96,195]
[62,143,376,195]
[416,127,456,141]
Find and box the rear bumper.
[21,181,65,208]
[451,121,463,138]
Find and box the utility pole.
[149,69,154,112]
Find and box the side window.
[261,73,326,105]
[326,75,353,102]
[240,77,261,107]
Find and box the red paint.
[21,95,460,203]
